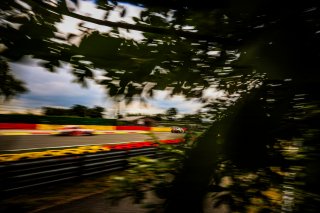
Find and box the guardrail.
[0,147,160,193]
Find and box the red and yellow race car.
[171,126,186,133]
[57,125,95,136]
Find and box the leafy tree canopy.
[0,0,318,116]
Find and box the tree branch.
[32,0,234,44]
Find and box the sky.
[0,0,226,117]
[2,59,210,117]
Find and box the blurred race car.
[171,126,186,133]
[57,125,94,136]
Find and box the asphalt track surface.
[0,132,184,151]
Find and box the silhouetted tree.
[70,104,88,117]
[166,107,178,120]
[87,106,104,118]
[43,105,104,118]
[0,57,27,100]
[43,107,70,116]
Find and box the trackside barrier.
[0,123,37,130]
[0,148,156,193]
[1,123,172,132]
[79,125,116,131]
[0,139,184,193]
[36,124,64,130]
[36,124,116,131]
[151,127,172,132]
[116,126,151,131]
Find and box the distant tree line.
[125,108,203,123]
[125,108,179,121]
[43,105,104,118]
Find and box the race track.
[0,132,184,151]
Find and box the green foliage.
[106,145,188,205]
[106,133,195,208]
